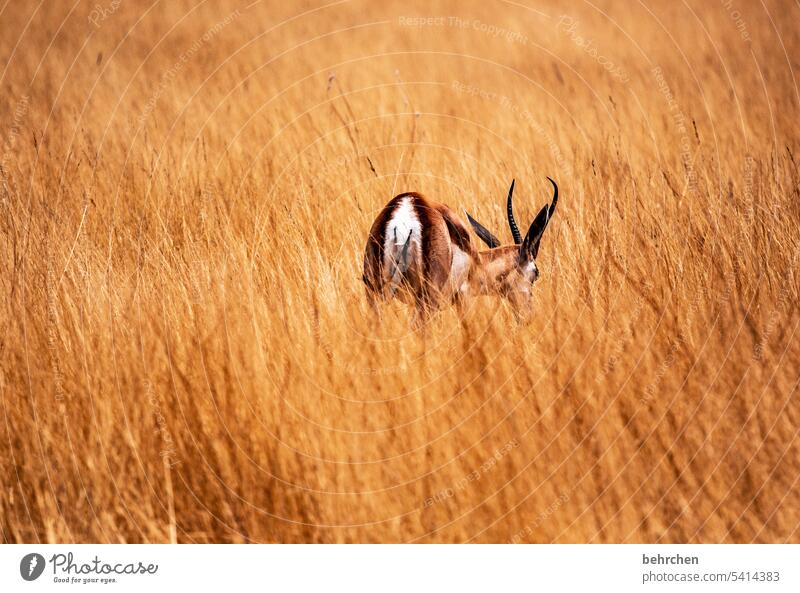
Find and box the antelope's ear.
[520,204,549,260]
[465,211,501,248]
[519,176,559,262]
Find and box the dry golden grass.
[1,0,799,543]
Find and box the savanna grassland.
[1,0,799,543]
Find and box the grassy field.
[1,0,798,543]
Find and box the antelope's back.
[362,193,474,299]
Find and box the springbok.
[362,178,559,318]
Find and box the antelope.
[362,178,559,319]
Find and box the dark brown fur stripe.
[410,194,433,297]
[441,211,472,253]
[363,195,404,290]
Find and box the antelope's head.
[465,178,559,310]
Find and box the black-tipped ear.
[520,204,549,260]
[465,211,501,248]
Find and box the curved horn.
[506,179,522,244]
[546,176,559,221]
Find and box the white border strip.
[2,544,797,592]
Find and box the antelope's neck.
[469,248,517,295]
